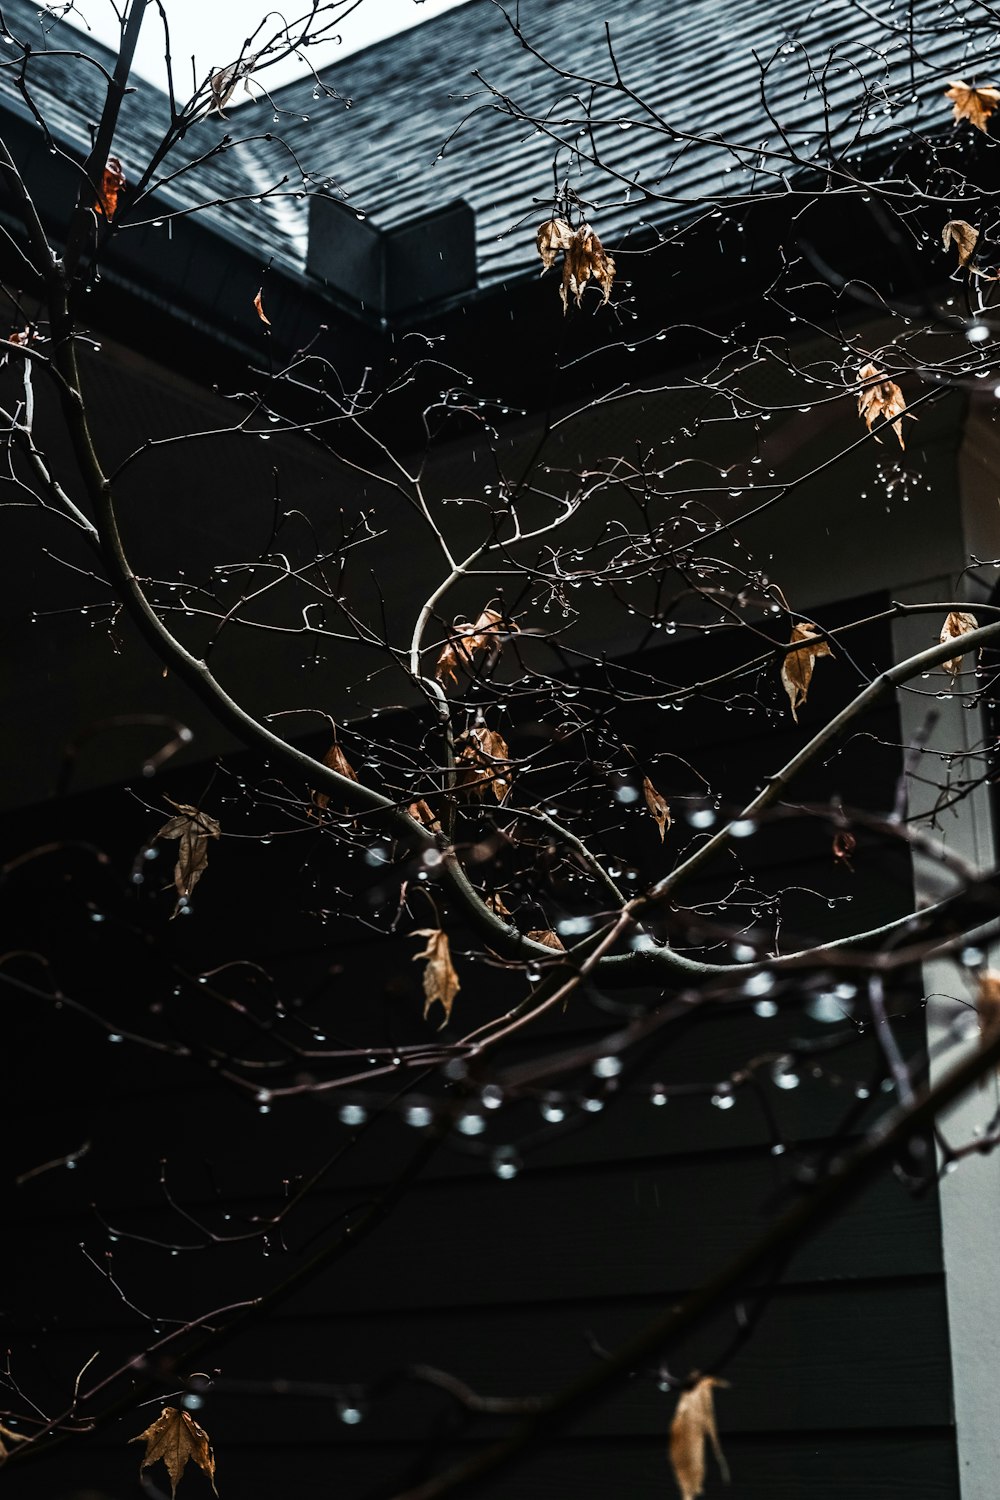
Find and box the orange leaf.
[253,289,271,325]
[939,610,979,677]
[781,622,833,723]
[311,737,358,811]
[526,928,565,950]
[129,1406,218,1499]
[977,971,1000,1087]
[96,156,125,218]
[945,79,1000,132]
[857,362,907,448]
[669,1377,728,1500]
[435,607,514,686]
[412,927,460,1027]
[408,798,441,831]
[642,776,671,842]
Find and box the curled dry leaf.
[155,799,221,917]
[7,328,31,347]
[642,776,671,843]
[526,928,565,950]
[253,288,271,326]
[97,156,125,218]
[486,891,512,917]
[942,218,979,266]
[977,971,1000,1086]
[408,798,441,831]
[669,1376,729,1500]
[455,724,512,803]
[130,1406,218,1499]
[781,622,833,723]
[311,737,358,812]
[939,609,979,676]
[536,219,615,312]
[0,1423,28,1464]
[945,78,1000,132]
[435,607,514,686]
[536,217,574,270]
[857,362,907,448]
[412,927,460,1027]
[832,829,856,871]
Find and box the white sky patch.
[52,0,468,91]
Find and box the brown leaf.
[253,288,271,326]
[129,1406,218,1499]
[209,66,239,118]
[526,928,565,950]
[945,78,1000,132]
[977,971,1000,1086]
[857,362,907,448]
[408,798,441,831]
[96,156,125,218]
[537,219,615,311]
[455,725,512,802]
[154,799,221,916]
[642,776,671,843]
[669,1377,729,1500]
[0,1424,28,1464]
[311,738,358,811]
[412,927,460,1027]
[435,608,514,686]
[781,623,833,723]
[940,610,979,676]
[536,217,573,271]
[942,219,979,266]
[486,891,512,917]
[560,223,615,313]
[832,829,856,871]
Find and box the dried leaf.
[526,928,565,950]
[253,289,271,326]
[945,78,1000,132]
[940,610,979,676]
[129,1406,218,1499]
[311,738,358,811]
[536,219,615,312]
[536,217,573,271]
[435,608,514,686]
[832,829,856,871]
[209,66,239,118]
[408,798,441,831]
[412,927,460,1027]
[781,622,833,723]
[154,799,221,916]
[857,362,907,448]
[455,725,512,803]
[642,776,671,843]
[561,223,615,313]
[977,971,1000,1086]
[486,891,512,917]
[669,1377,729,1500]
[6,328,31,347]
[96,156,125,218]
[0,1424,28,1464]
[942,218,979,266]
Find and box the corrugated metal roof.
[0,0,996,296]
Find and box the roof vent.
[307,197,476,316]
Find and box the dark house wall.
[3,601,957,1500]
